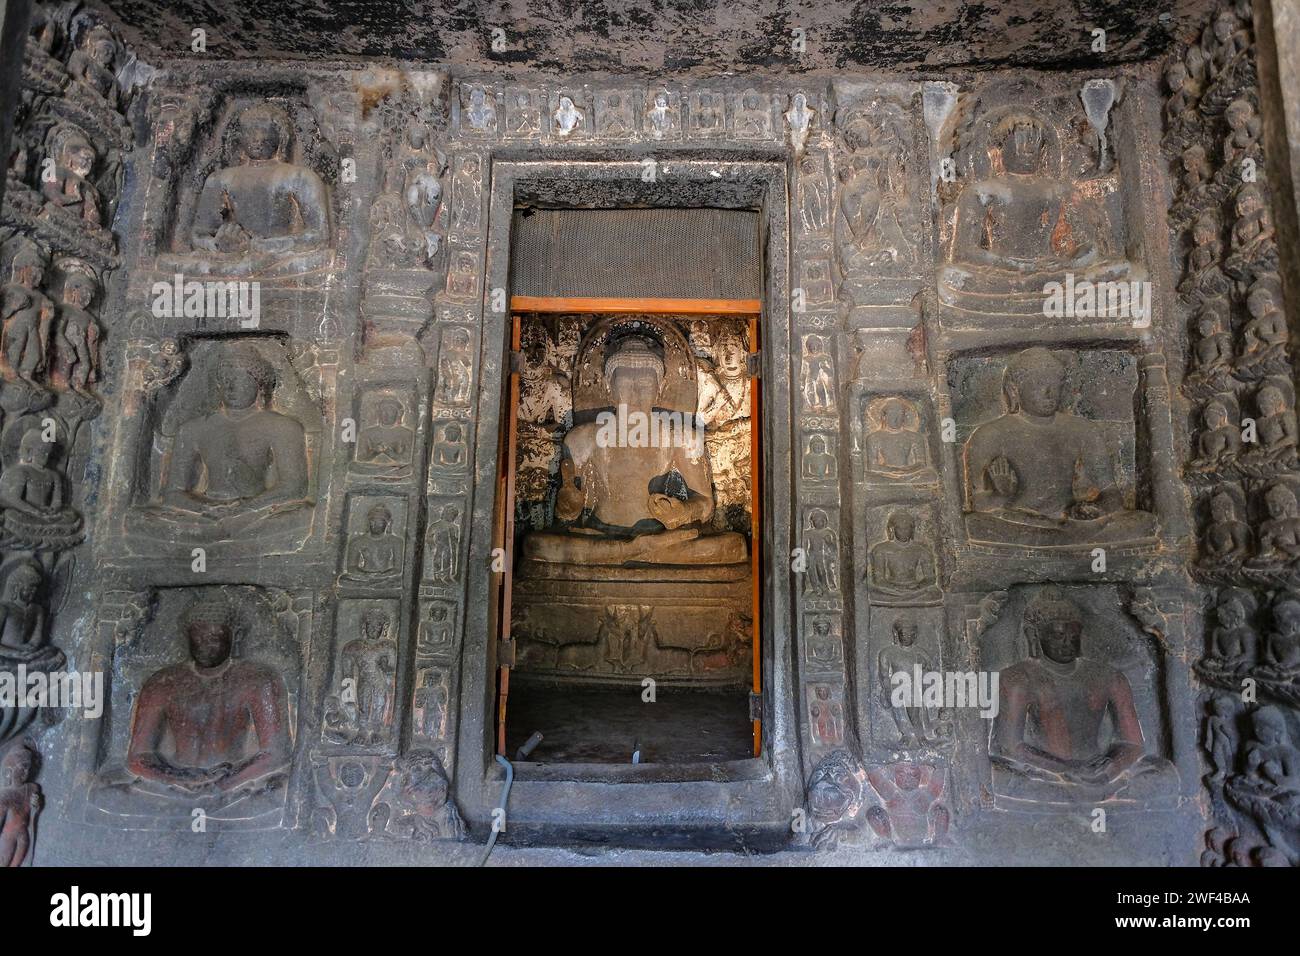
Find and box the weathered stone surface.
[0,0,1296,867]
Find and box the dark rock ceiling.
[91,0,1219,74]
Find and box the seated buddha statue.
[523,334,747,568]
[186,103,330,271]
[940,113,1129,313]
[962,348,1156,547]
[148,347,312,540]
[990,586,1177,803]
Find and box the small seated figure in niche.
[67,24,120,106]
[1226,184,1277,274]
[346,504,403,579]
[1163,62,1197,127]
[990,586,1177,802]
[1248,483,1300,568]
[432,422,466,470]
[1243,384,1298,465]
[943,112,1129,302]
[0,428,83,549]
[1179,212,1228,297]
[962,347,1156,547]
[869,511,940,604]
[153,348,311,537]
[465,87,496,132]
[40,126,102,227]
[1189,306,1234,381]
[523,334,747,567]
[1261,594,1300,675]
[189,103,330,260]
[1222,98,1262,168]
[865,397,930,478]
[356,397,413,466]
[1237,286,1289,375]
[1209,588,1258,663]
[124,597,291,799]
[646,91,674,139]
[55,268,102,394]
[1240,706,1300,797]
[552,95,583,137]
[0,562,61,671]
[1200,491,1253,569]
[878,615,947,747]
[0,743,41,868]
[803,434,836,480]
[1208,9,1251,76]
[1,241,55,387]
[1189,400,1240,472]
[1180,143,1209,193]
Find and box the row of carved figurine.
[1199,483,1300,571]
[1189,381,1297,477]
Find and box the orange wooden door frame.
[495,314,523,756]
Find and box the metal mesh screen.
[509,207,762,300]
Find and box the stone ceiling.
[91,0,1218,74]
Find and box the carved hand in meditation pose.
[126,598,290,797]
[525,334,746,567]
[963,348,1155,546]
[189,104,330,256]
[991,587,1175,800]
[159,350,310,526]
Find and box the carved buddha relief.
[956,347,1156,548]
[90,587,305,827]
[940,91,1134,321]
[174,101,333,276]
[131,337,324,545]
[985,586,1178,806]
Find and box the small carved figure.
[1,240,55,385]
[1210,589,1258,662]
[1180,212,1227,296]
[67,24,120,107]
[338,609,397,743]
[805,749,868,848]
[696,330,749,427]
[427,505,462,583]
[41,125,102,226]
[436,328,473,405]
[371,751,463,841]
[1201,492,1253,569]
[552,95,584,137]
[465,87,497,133]
[1242,706,1300,795]
[413,671,449,740]
[865,764,950,848]
[1246,384,1298,464]
[1188,304,1233,380]
[1261,594,1300,674]
[0,743,41,867]
[803,434,836,480]
[347,504,403,578]
[797,153,830,235]
[1226,183,1276,275]
[0,562,53,664]
[809,684,844,745]
[1222,98,1261,168]
[504,89,537,135]
[1250,483,1300,567]
[869,511,939,603]
[0,429,83,549]
[878,615,942,746]
[785,92,815,153]
[803,509,839,595]
[357,397,414,466]
[1237,285,1289,373]
[734,91,772,137]
[1205,697,1237,781]
[432,421,467,470]
[55,266,102,393]
[645,91,677,139]
[1180,143,1209,192]
[801,335,835,413]
[1189,400,1240,471]
[865,397,930,477]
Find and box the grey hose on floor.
[477,754,514,867]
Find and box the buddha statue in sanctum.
[523,333,747,568]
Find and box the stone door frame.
[454,155,803,844]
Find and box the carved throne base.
[511,572,752,687]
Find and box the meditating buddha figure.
[152,347,311,539]
[523,334,747,567]
[189,103,330,261]
[991,586,1176,803]
[940,112,1129,312]
[963,347,1156,547]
